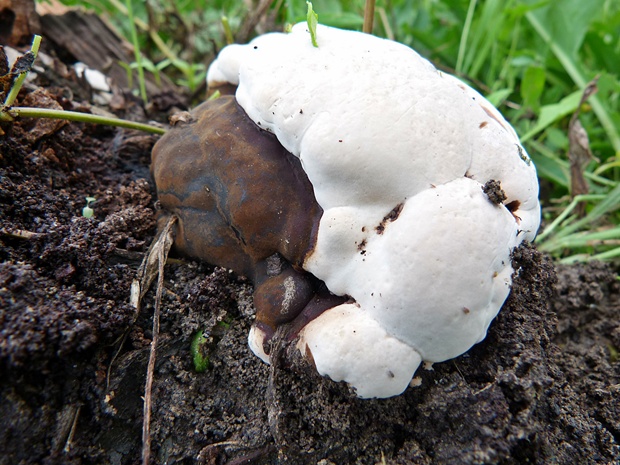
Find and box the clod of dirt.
[482,179,507,205]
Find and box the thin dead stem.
[141,216,176,465]
[363,0,376,34]
[63,405,81,453]
[238,0,275,43]
[141,240,163,465]
[0,228,41,239]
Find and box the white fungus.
[207,22,541,398]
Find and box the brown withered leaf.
[568,76,599,214]
[569,118,592,198]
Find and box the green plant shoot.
[82,197,96,218]
[2,35,41,109]
[306,2,319,47]
[125,0,147,105]
[190,330,209,373]
[221,16,234,45]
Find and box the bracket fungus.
[152,22,541,398]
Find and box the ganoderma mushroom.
[152,22,540,398]
[152,95,346,362]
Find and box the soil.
[1,24,619,465]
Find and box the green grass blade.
[455,0,478,75]
[559,245,620,264]
[538,183,620,255]
[536,194,606,244]
[466,0,505,78]
[527,139,617,187]
[526,7,620,154]
[125,0,148,105]
[556,182,620,238]
[520,90,582,142]
[540,227,620,252]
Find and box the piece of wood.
[40,10,178,97]
[0,0,41,47]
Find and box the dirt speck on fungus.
[375,202,404,235]
[482,179,507,206]
[1,22,619,465]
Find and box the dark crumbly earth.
[1,55,619,465]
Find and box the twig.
[196,440,241,462]
[238,0,275,43]
[131,215,178,310]
[141,245,163,465]
[363,0,376,34]
[63,405,82,453]
[473,382,494,396]
[106,332,128,391]
[106,216,177,389]
[452,360,466,382]
[141,216,176,465]
[0,38,164,136]
[1,107,165,135]
[0,228,41,239]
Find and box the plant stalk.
[1,107,165,135]
[3,35,42,108]
[126,0,148,105]
[363,0,376,34]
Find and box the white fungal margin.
[209,22,542,398]
[297,304,423,399]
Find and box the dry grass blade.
[106,215,177,391]
[63,405,81,453]
[363,0,376,34]
[237,0,276,43]
[138,215,176,465]
[0,228,41,240]
[131,215,177,309]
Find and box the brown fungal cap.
[151,95,322,275]
[151,95,327,339]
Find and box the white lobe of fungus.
[248,325,270,364]
[207,23,541,398]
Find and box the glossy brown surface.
[151,96,342,339]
